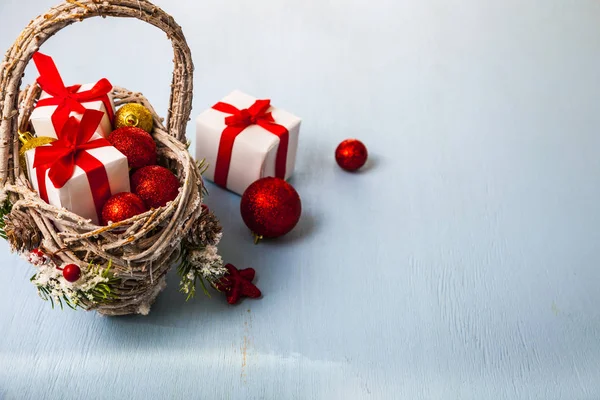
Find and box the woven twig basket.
[0,0,205,316]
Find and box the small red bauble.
[240,177,302,242]
[101,192,147,225]
[131,165,180,209]
[62,264,81,283]
[335,139,368,171]
[108,126,157,168]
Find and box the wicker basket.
[0,0,212,316]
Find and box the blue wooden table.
[1,0,600,398]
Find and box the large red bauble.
[101,192,147,225]
[131,165,180,209]
[62,264,81,283]
[335,139,368,171]
[240,177,302,241]
[108,126,157,168]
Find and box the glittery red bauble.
[335,139,368,171]
[62,264,81,283]
[108,126,157,168]
[131,165,180,209]
[101,192,147,225]
[240,177,301,241]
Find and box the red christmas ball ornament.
[240,177,302,242]
[101,192,147,225]
[62,264,81,283]
[335,139,368,171]
[108,126,157,168]
[131,165,180,209]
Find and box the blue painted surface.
[1,0,600,398]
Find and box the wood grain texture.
[1,0,600,398]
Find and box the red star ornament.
[215,264,262,304]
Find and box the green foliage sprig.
[177,246,211,301]
[0,200,12,240]
[31,260,120,310]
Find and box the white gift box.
[196,90,301,195]
[29,82,115,139]
[25,134,130,225]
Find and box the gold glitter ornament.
[114,103,154,133]
[18,131,56,176]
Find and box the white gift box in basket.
[29,52,115,140]
[25,132,130,226]
[29,83,115,140]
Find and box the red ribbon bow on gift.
[33,52,114,135]
[212,99,289,187]
[33,110,113,222]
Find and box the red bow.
[33,52,114,135]
[212,99,289,187]
[33,110,113,222]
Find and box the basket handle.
[0,0,194,184]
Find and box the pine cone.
[4,209,42,252]
[186,208,223,248]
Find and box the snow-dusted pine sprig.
[196,159,209,197]
[178,245,227,301]
[0,199,12,240]
[30,259,119,310]
[177,202,226,300]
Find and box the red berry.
[62,264,82,283]
[28,248,49,266]
[30,248,44,258]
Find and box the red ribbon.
[33,110,113,223]
[33,52,114,135]
[212,99,289,187]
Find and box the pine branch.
[196,159,210,197]
[0,200,13,240]
[31,260,120,310]
[87,260,120,303]
[177,245,212,301]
